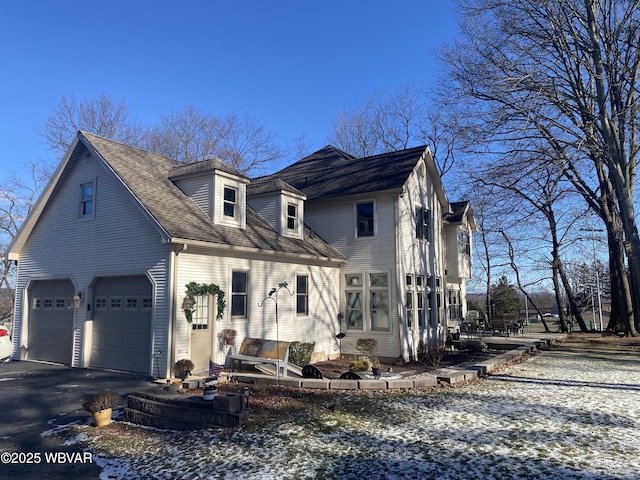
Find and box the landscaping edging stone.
[228,334,565,390]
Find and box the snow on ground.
[60,344,640,479]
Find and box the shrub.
[349,357,371,371]
[289,341,315,366]
[417,338,446,366]
[82,391,120,413]
[174,359,194,380]
[356,338,379,366]
[459,339,488,352]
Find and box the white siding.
[12,151,172,375]
[248,195,279,231]
[305,196,400,360]
[174,176,213,219]
[175,249,341,366]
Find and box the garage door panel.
[91,276,152,374]
[28,280,74,364]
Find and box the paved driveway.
[0,360,151,479]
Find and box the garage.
[90,276,153,374]
[27,279,75,364]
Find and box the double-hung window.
[79,182,95,219]
[356,202,374,237]
[296,275,308,315]
[231,271,248,317]
[287,204,298,231]
[223,186,237,219]
[459,230,470,255]
[416,207,430,240]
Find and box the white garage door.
[91,276,152,374]
[28,279,75,364]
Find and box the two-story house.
[7,131,474,376]
[258,146,476,360]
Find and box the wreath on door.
[183,282,226,323]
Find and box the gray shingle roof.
[258,145,430,201]
[247,177,306,198]
[80,132,345,263]
[169,157,249,181]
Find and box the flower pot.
[92,408,112,427]
[372,367,382,376]
[203,386,218,400]
[225,338,234,345]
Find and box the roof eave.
[168,237,347,266]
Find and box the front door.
[190,294,217,373]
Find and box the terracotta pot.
[225,338,234,345]
[92,408,112,427]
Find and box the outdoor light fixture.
[71,292,82,309]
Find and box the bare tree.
[142,106,283,174]
[329,83,459,177]
[0,161,51,292]
[444,0,640,335]
[141,105,224,164]
[215,113,284,175]
[40,92,143,155]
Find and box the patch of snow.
[67,346,640,479]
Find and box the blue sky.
[1,1,458,176]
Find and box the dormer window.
[223,186,237,218]
[282,196,304,239]
[287,203,297,231]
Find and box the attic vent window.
[223,186,237,218]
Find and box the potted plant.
[221,329,237,345]
[174,359,194,381]
[82,391,120,427]
[356,338,381,375]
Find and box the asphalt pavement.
[0,360,151,479]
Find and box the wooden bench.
[230,338,291,377]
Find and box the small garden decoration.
[183,282,225,323]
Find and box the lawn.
[47,334,640,479]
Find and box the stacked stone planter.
[125,388,248,430]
